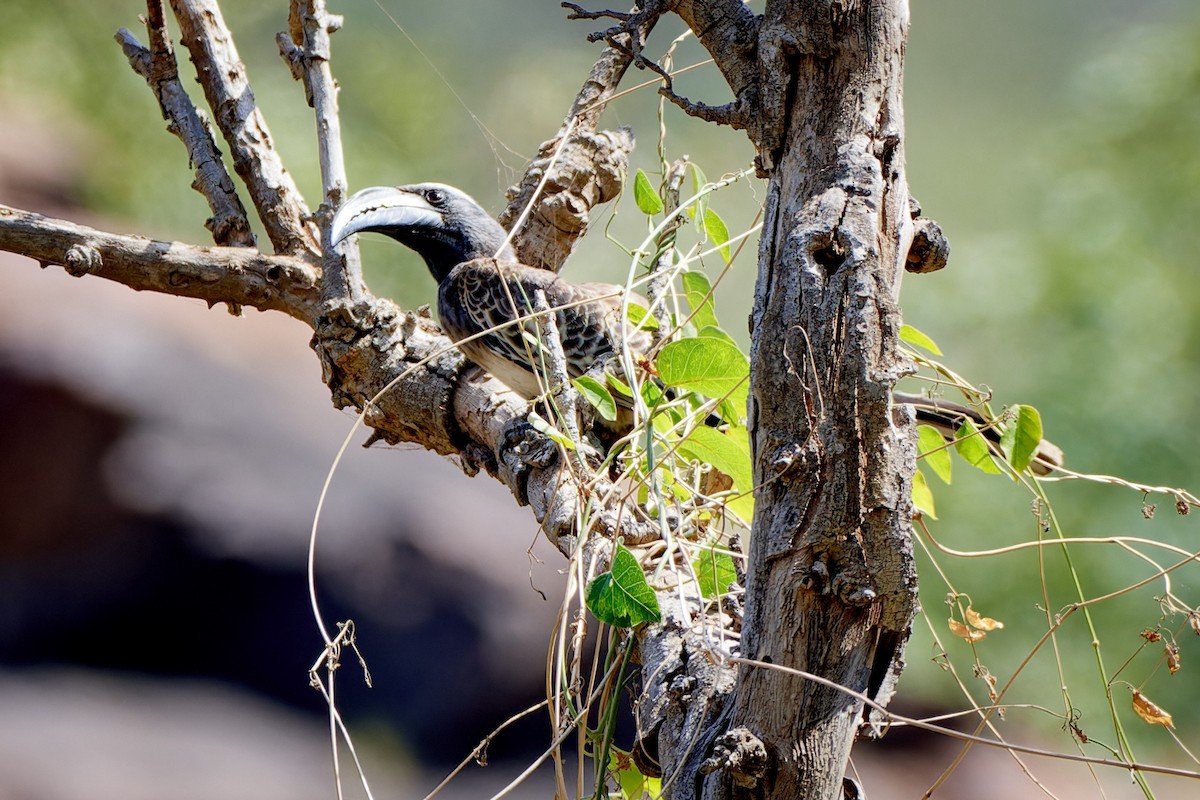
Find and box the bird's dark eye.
[425,188,446,207]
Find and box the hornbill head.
[330,183,515,283]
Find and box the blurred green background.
[2,0,1199,785]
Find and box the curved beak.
[330,186,441,247]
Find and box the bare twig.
[659,85,751,130]
[115,0,255,249]
[573,0,760,139]
[278,0,365,304]
[168,0,318,258]
[563,3,661,130]
[561,2,633,24]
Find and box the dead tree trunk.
[642,2,921,797]
[737,6,917,798]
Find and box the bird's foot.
[497,419,559,507]
[500,419,559,470]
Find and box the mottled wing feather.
[437,258,647,399]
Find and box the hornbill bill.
[329,183,1061,472]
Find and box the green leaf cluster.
[906,327,1050,518]
[585,545,661,628]
[570,176,758,528]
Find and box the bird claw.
[500,420,559,470]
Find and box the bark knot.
[64,243,103,276]
[906,216,949,274]
[700,727,769,789]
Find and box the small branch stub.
[906,216,949,274]
[63,243,102,276]
[699,727,769,789]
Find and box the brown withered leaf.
[1166,642,1181,675]
[966,607,1004,631]
[974,664,1001,712]
[1131,689,1174,729]
[949,618,987,643]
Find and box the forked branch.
[116,0,255,248]
[168,0,319,258]
[277,0,365,304]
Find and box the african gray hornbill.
[330,183,646,402]
[329,183,1061,472]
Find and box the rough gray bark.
[633,2,921,798]
[0,205,319,319]
[743,6,918,799]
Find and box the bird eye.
[425,188,446,207]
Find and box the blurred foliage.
[900,1,1200,763]
[3,0,1200,771]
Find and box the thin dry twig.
[277,0,365,304]
[116,0,255,249]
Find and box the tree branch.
[0,197,666,561]
[168,0,319,258]
[0,205,319,320]
[277,0,366,305]
[655,0,760,127]
[634,583,740,788]
[118,1,670,560]
[498,4,660,272]
[116,2,255,251]
[310,294,662,555]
